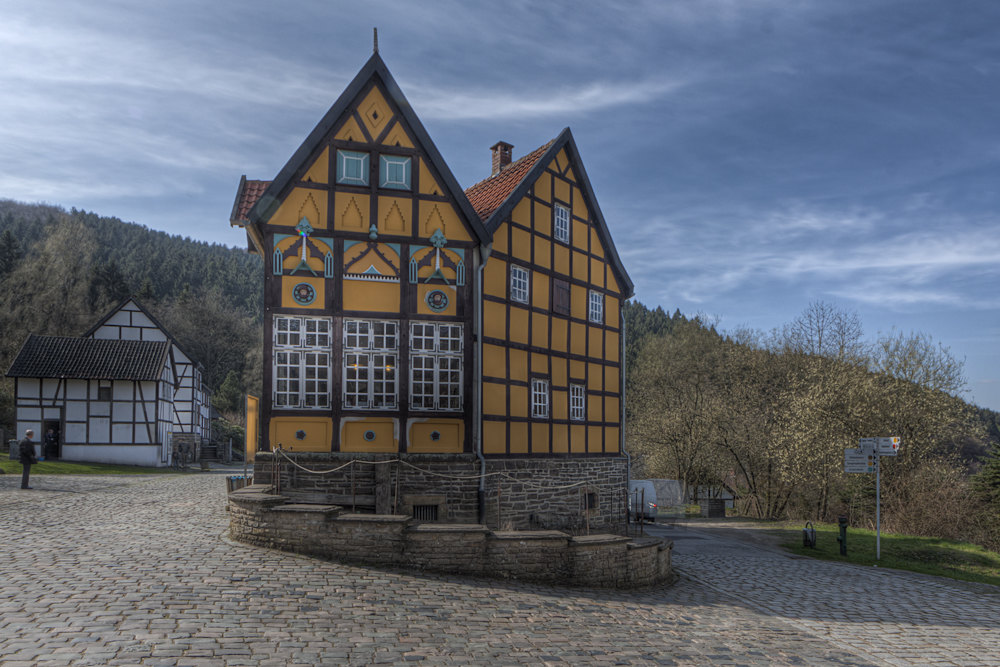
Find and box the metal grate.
[412,504,439,521]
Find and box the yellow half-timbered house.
[231,52,633,530]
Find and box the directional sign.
[877,436,901,456]
[845,448,876,473]
[858,438,877,455]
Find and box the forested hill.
[0,199,262,425]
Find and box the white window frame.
[510,265,529,304]
[337,150,369,186]
[343,319,398,410]
[588,290,604,324]
[570,384,586,421]
[409,322,463,411]
[553,204,570,243]
[531,378,549,419]
[272,315,332,409]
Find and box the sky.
[2,0,999,411]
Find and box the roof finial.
[373,27,379,54]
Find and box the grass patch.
[0,459,183,475]
[772,521,1000,587]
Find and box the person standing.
[19,429,37,489]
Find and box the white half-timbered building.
[5,299,210,467]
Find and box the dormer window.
[337,150,369,186]
[553,204,570,243]
[380,155,411,190]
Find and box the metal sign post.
[845,436,901,561]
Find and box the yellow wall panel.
[564,166,577,183]
[484,300,506,340]
[341,418,397,453]
[606,270,620,295]
[531,352,547,374]
[483,382,507,417]
[555,151,568,173]
[588,395,603,422]
[509,384,528,418]
[509,348,527,382]
[343,280,400,312]
[408,419,463,453]
[604,397,619,424]
[588,363,603,391]
[509,306,529,345]
[531,313,548,349]
[533,236,551,269]
[358,86,393,139]
[493,221,509,254]
[483,344,507,380]
[553,176,570,205]
[572,221,588,251]
[302,147,329,184]
[552,390,567,420]
[512,199,532,227]
[606,331,620,363]
[280,276,325,310]
[590,258,605,288]
[569,359,586,382]
[533,201,551,237]
[589,227,604,258]
[533,172,551,202]
[551,357,567,387]
[552,424,569,453]
[416,284,457,316]
[532,272,549,310]
[484,421,507,455]
[509,422,528,454]
[572,250,588,282]
[570,424,586,453]
[382,121,415,149]
[378,196,411,236]
[606,296,620,329]
[335,193,369,232]
[605,427,620,454]
[531,422,549,454]
[418,158,443,196]
[484,257,507,298]
[571,285,586,319]
[553,244,569,276]
[588,328,603,359]
[588,425,604,454]
[551,317,567,352]
[604,365,619,393]
[419,201,472,242]
[511,228,530,260]
[570,321,586,357]
[574,187,589,221]
[335,116,365,142]
[269,188,328,230]
[270,416,331,452]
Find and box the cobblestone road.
[1,472,996,665]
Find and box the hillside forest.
[2,199,999,548]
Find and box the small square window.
[510,265,529,304]
[337,150,369,186]
[531,378,549,419]
[380,155,411,190]
[588,290,604,324]
[97,381,112,402]
[554,204,570,243]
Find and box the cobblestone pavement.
[0,474,994,666]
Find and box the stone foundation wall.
[253,453,629,533]
[229,485,671,589]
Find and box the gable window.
[570,384,586,421]
[588,290,604,324]
[273,316,331,409]
[552,278,570,316]
[343,319,398,409]
[410,322,463,411]
[97,380,112,402]
[553,204,570,243]
[337,150,369,186]
[531,378,550,419]
[510,265,529,304]
[379,155,411,190]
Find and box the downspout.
[475,244,491,524]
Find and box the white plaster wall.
[60,444,164,467]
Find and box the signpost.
[844,435,902,560]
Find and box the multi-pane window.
[553,204,570,243]
[588,290,604,323]
[570,384,586,421]
[379,155,411,190]
[343,320,398,409]
[510,265,529,304]
[410,322,463,411]
[273,316,331,409]
[337,150,369,186]
[531,378,549,419]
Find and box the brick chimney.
[490,141,513,176]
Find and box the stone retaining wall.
[229,485,671,589]
[253,452,629,533]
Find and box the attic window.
[553,204,570,243]
[380,155,411,190]
[97,380,112,402]
[337,150,369,186]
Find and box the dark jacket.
[18,438,37,465]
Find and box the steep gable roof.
[230,176,271,226]
[243,52,491,246]
[82,297,204,371]
[466,128,634,298]
[6,335,169,381]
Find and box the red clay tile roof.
[464,140,554,221]
[233,179,271,224]
[6,335,169,381]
